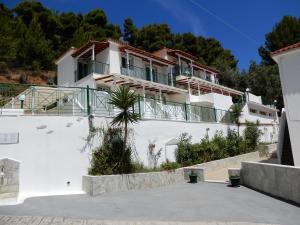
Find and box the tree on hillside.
[18,16,54,70]
[259,16,300,65]
[123,18,137,44]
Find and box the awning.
[94,74,188,95]
[176,76,243,96]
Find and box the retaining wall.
[241,162,300,204]
[192,151,263,173]
[83,169,184,196]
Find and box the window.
[250,108,257,114]
[121,57,127,68]
[121,56,134,69]
[259,111,267,116]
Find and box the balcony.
[77,60,109,81]
[174,65,213,82]
[120,66,171,86]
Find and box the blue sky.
[3,0,300,70]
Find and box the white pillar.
[92,44,95,61]
[159,89,162,103]
[198,82,200,96]
[92,44,95,73]
[188,80,191,96]
[143,85,146,112]
[150,59,153,82]
[170,66,174,86]
[190,60,193,76]
[126,51,130,75]
[178,55,182,74]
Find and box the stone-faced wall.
[0,158,20,198]
[83,169,184,196]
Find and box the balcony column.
[188,80,191,96]
[159,89,162,103]
[178,55,182,74]
[149,59,153,82]
[92,44,95,73]
[197,82,200,96]
[170,65,174,87]
[143,85,146,113]
[190,60,193,76]
[126,51,130,75]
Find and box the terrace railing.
[120,66,171,86]
[0,83,234,124]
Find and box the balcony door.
[77,61,88,81]
[145,67,158,82]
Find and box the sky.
[2,0,300,70]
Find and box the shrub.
[161,161,181,171]
[88,126,134,175]
[175,124,262,166]
[243,121,262,152]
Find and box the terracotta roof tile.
[271,41,300,56]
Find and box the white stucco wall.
[240,103,277,124]
[273,49,300,166]
[57,50,76,87]
[0,115,277,200]
[212,93,233,110]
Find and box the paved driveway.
[0,182,299,225]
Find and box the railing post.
[184,103,188,121]
[31,87,35,115]
[214,108,217,122]
[86,85,90,116]
[138,95,141,117]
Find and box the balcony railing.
[120,66,171,86]
[87,61,110,75]
[0,83,234,124]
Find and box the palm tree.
[231,103,243,135]
[109,86,140,148]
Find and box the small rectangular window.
[250,108,257,114]
[121,57,127,68]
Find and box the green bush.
[160,161,181,171]
[175,124,261,166]
[88,126,134,175]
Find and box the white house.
[272,42,300,166]
[0,39,279,202]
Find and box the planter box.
[83,169,184,196]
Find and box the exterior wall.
[212,93,233,110]
[247,93,262,104]
[0,116,238,200]
[57,51,76,87]
[83,169,184,196]
[95,48,109,67]
[274,50,300,166]
[75,74,97,89]
[241,162,300,204]
[109,41,121,74]
[0,115,278,200]
[240,104,277,124]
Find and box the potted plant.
[229,175,240,187]
[189,170,198,183]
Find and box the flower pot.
[189,174,198,183]
[230,176,240,187]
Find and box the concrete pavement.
[0,182,299,225]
